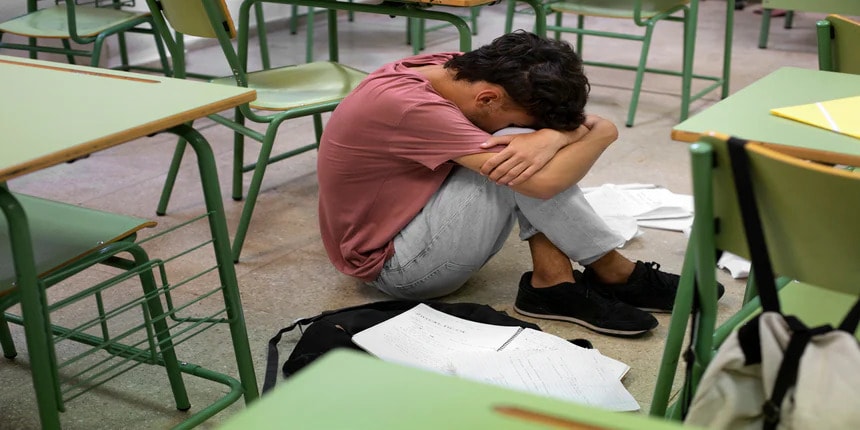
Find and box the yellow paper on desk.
[770,96,860,139]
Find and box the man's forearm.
[510,118,618,199]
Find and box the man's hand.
[479,127,588,186]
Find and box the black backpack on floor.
[262,300,544,393]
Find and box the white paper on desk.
[452,350,640,412]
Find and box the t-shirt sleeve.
[387,97,493,170]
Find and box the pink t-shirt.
[318,53,492,281]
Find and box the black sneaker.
[578,261,725,313]
[514,272,658,337]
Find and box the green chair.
[143,0,367,262]
[758,8,795,49]
[0,0,169,73]
[0,192,244,429]
[649,133,860,420]
[816,14,860,74]
[509,0,730,127]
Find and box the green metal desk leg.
[165,124,260,404]
[0,190,62,430]
[505,0,547,36]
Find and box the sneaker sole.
[513,305,656,337]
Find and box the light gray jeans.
[368,166,625,299]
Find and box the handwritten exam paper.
[352,304,639,411]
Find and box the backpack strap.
[262,300,420,393]
[263,316,312,394]
[762,318,828,430]
[726,137,781,314]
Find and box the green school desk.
[672,66,860,159]
[240,0,547,55]
[219,349,698,430]
[0,55,259,428]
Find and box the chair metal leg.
[61,39,76,64]
[679,7,694,122]
[255,2,271,70]
[758,8,772,49]
[290,5,300,34]
[327,9,339,62]
[156,137,188,216]
[117,31,130,70]
[505,0,516,33]
[720,0,734,99]
[126,245,191,411]
[231,121,287,262]
[305,7,316,63]
[625,24,655,127]
[649,239,697,419]
[232,108,247,202]
[784,10,794,29]
[0,312,17,359]
[230,111,325,262]
[150,22,172,76]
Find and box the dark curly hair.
[444,31,589,131]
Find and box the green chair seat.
[0,5,152,39]
[210,62,367,111]
[548,0,688,20]
[0,193,155,293]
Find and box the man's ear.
[475,87,502,109]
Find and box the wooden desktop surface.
[0,55,255,181]
[219,349,697,430]
[673,67,860,158]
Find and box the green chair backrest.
[817,14,860,74]
[145,0,247,84]
[693,133,860,296]
[158,0,236,39]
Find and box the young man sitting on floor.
[317,31,718,337]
